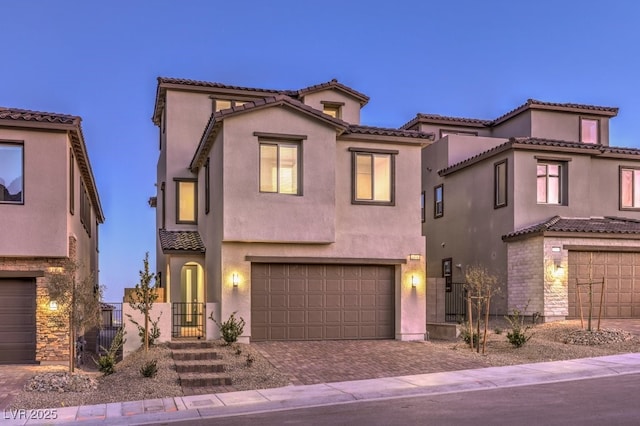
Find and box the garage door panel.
[251,264,395,341]
[569,251,640,319]
[0,279,36,364]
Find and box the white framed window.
[537,162,562,204]
[580,118,599,144]
[620,167,640,209]
[259,142,300,195]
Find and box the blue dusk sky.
[2,1,640,301]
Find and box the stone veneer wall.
[506,236,545,316]
[0,236,79,363]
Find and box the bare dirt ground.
[9,320,640,410]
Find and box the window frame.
[434,184,444,218]
[536,161,567,205]
[421,191,426,223]
[79,180,91,237]
[212,98,248,112]
[0,141,24,205]
[349,147,397,206]
[321,101,344,119]
[256,133,305,196]
[175,178,198,224]
[439,129,479,139]
[69,148,75,214]
[619,166,640,210]
[494,159,508,209]
[161,182,166,229]
[579,117,600,144]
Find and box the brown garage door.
[251,264,395,341]
[0,279,37,364]
[568,251,640,318]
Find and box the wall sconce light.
[49,300,58,311]
[409,254,422,261]
[411,275,417,288]
[232,272,239,287]
[551,247,563,276]
[455,264,462,269]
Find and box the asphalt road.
[162,373,640,426]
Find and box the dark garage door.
[251,264,395,341]
[568,251,640,318]
[0,279,37,363]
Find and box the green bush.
[140,359,158,378]
[126,314,161,346]
[95,327,125,376]
[505,307,533,348]
[211,312,246,345]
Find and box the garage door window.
[620,167,640,209]
[0,142,23,204]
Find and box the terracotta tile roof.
[159,230,205,253]
[190,95,349,171]
[438,137,640,176]
[0,107,80,125]
[503,216,640,241]
[153,77,369,124]
[401,113,492,130]
[346,124,434,140]
[297,79,369,105]
[402,99,619,130]
[0,107,104,222]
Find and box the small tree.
[47,259,103,372]
[128,253,158,352]
[464,264,501,354]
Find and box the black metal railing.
[445,282,467,323]
[83,302,123,362]
[172,302,205,338]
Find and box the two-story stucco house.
[0,108,104,364]
[408,99,640,322]
[150,78,427,343]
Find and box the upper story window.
[69,148,75,214]
[259,141,301,195]
[175,178,197,224]
[536,162,562,204]
[440,130,478,138]
[79,180,92,237]
[421,191,426,222]
[349,148,397,205]
[0,141,24,204]
[620,167,640,209]
[321,101,343,119]
[580,118,599,144]
[213,99,247,112]
[204,157,210,214]
[494,159,508,208]
[434,184,443,218]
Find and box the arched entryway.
[173,262,205,338]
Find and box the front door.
[181,264,199,326]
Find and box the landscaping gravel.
[9,320,640,410]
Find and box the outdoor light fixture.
[411,275,417,288]
[232,272,239,287]
[49,300,58,311]
[409,254,422,261]
[551,246,561,253]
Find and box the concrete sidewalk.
[3,352,640,425]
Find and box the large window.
[494,159,507,208]
[0,142,23,204]
[536,162,562,204]
[580,118,599,144]
[260,142,300,195]
[350,148,396,205]
[79,180,91,236]
[620,167,640,209]
[176,179,197,223]
[434,184,443,218]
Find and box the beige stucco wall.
[530,110,610,145]
[302,90,361,124]
[491,110,532,138]
[0,128,68,257]
[221,107,337,243]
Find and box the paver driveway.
[0,364,66,410]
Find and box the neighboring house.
[406,99,640,322]
[150,78,427,343]
[0,108,104,364]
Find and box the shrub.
[211,312,246,345]
[140,359,158,378]
[505,307,533,348]
[246,353,255,367]
[127,314,161,346]
[95,328,125,376]
[459,324,481,346]
[494,327,503,335]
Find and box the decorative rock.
[24,372,98,393]
[563,328,634,345]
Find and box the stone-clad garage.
[251,263,395,341]
[0,279,37,364]
[568,250,640,318]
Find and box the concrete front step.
[168,340,216,350]
[179,373,232,387]
[174,361,225,374]
[172,349,222,361]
